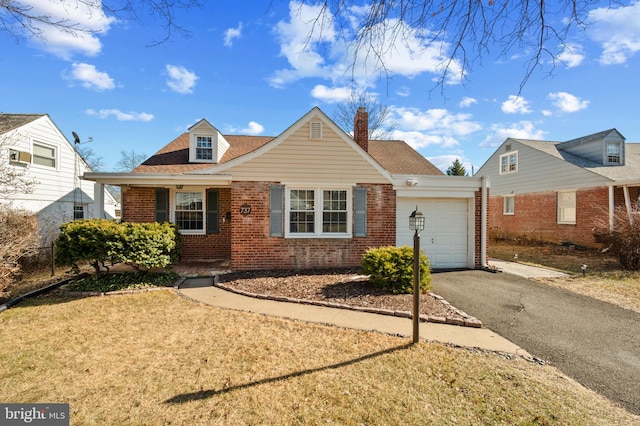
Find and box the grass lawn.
[1,290,638,425]
[489,240,640,313]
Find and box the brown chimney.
[354,106,368,152]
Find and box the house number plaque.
[240,204,251,216]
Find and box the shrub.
[55,220,179,273]
[593,207,640,270]
[0,206,39,295]
[362,246,431,294]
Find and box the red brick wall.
[122,186,232,261]
[121,187,155,223]
[488,187,610,247]
[230,181,396,270]
[474,188,487,268]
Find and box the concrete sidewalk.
[178,277,531,358]
[488,258,569,278]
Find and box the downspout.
[481,176,488,268]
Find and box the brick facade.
[488,186,625,247]
[230,181,396,270]
[121,186,232,261]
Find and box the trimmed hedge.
[362,246,431,294]
[55,219,179,273]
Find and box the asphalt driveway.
[432,269,640,416]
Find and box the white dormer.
[188,119,230,163]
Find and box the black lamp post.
[409,207,425,344]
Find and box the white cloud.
[310,85,351,103]
[480,121,546,148]
[224,22,243,47]
[65,63,115,91]
[588,2,640,65]
[548,92,589,113]
[86,109,154,122]
[557,44,585,68]
[459,97,477,108]
[240,121,265,135]
[501,95,532,114]
[396,87,410,97]
[165,65,198,94]
[21,0,115,59]
[269,1,463,89]
[389,106,481,150]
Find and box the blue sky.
[2,1,640,173]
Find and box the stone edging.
[213,281,483,329]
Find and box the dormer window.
[605,142,621,164]
[196,136,213,160]
[188,119,230,163]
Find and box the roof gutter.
[82,172,232,186]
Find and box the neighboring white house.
[0,113,119,243]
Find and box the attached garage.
[394,176,488,270]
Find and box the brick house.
[476,129,640,247]
[86,107,488,270]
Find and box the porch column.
[94,182,105,219]
[481,176,488,268]
[609,186,615,231]
[623,185,633,225]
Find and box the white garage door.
[396,198,470,269]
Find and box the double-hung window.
[503,195,515,215]
[175,191,204,231]
[557,191,576,224]
[287,188,351,237]
[33,142,56,168]
[605,142,621,164]
[499,152,518,174]
[196,136,213,160]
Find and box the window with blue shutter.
[155,188,169,223]
[206,189,219,234]
[270,185,284,237]
[354,187,367,237]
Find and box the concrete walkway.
[488,258,569,278]
[178,277,531,358]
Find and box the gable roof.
[512,138,640,182]
[134,109,442,176]
[557,128,624,150]
[0,113,45,134]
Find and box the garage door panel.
[397,198,471,269]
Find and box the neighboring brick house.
[476,129,640,247]
[86,107,488,270]
[0,113,119,244]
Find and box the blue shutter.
[354,187,367,237]
[207,189,219,234]
[155,188,169,223]
[270,185,284,237]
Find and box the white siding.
[227,121,389,184]
[1,116,118,242]
[477,140,609,196]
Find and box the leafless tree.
[0,0,203,46]
[307,0,612,93]
[333,91,396,140]
[115,149,147,172]
[0,132,37,198]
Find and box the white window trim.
[195,135,214,161]
[31,141,58,170]
[557,190,577,225]
[604,141,622,165]
[503,195,515,215]
[285,186,352,238]
[499,151,518,175]
[170,187,206,235]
